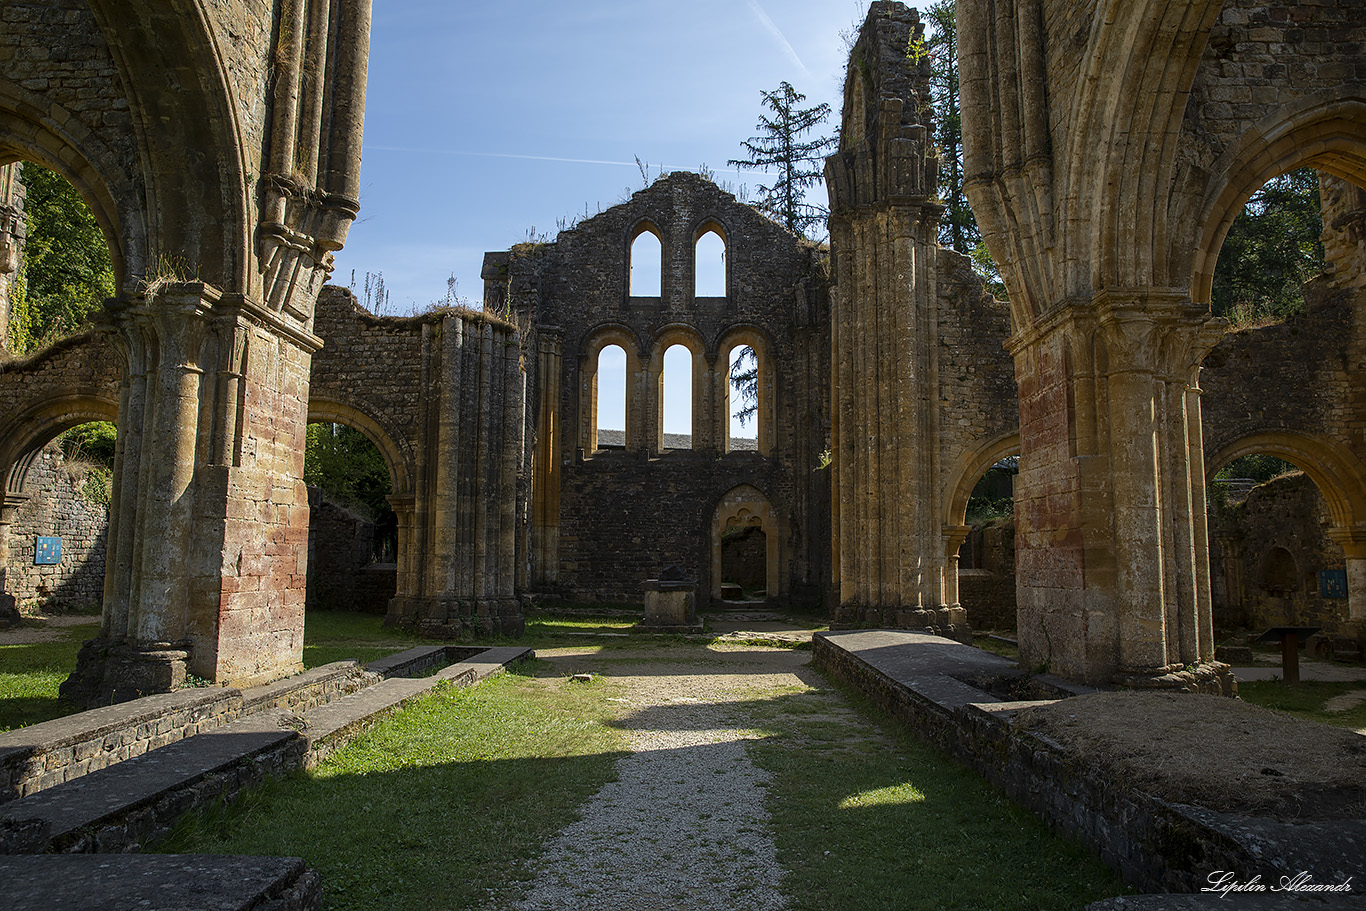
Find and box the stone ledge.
[813,630,1365,897]
[0,645,534,856]
[0,661,379,806]
[0,854,320,911]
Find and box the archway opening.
[629,229,662,297]
[1210,167,1324,330]
[4,420,115,616]
[711,487,778,603]
[596,344,627,449]
[661,343,692,449]
[1,162,115,356]
[720,524,767,601]
[694,229,726,297]
[727,344,758,451]
[303,422,397,616]
[1207,453,1344,636]
[957,455,1018,633]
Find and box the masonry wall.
[1209,473,1350,634]
[498,171,831,607]
[7,442,107,611]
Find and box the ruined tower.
[827,2,980,637]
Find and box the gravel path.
[506,647,815,911]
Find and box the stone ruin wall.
[1208,472,1347,634]
[499,172,832,607]
[6,441,107,611]
[309,286,527,637]
[304,487,394,615]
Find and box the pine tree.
[729,81,836,238]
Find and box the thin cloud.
[746,0,814,82]
[369,145,771,178]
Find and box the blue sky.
[331,0,894,314]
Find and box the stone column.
[942,525,971,607]
[1009,292,1232,692]
[63,283,322,706]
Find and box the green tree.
[916,2,1007,298]
[8,163,115,353]
[729,81,836,238]
[304,423,392,521]
[1211,168,1323,326]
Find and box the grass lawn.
[0,620,101,731]
[157,663,628,911]
[159,642,1127,911]
[747,681,1125,911]
[1238,679,1366,731]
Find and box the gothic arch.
[86,0,251,292]
[650,323,708,451]
[1206,431,1366,533]
[1190,94,1366,305]
[581,324,643,453]
[711,484,779,600]
[2,394,120,498]
[306,398,413,497]
[944,431,1022,531]
[0,78,138,290]
[717,324,774,456]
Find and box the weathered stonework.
[0,0,372,704]
[6,442,107,611]
[958,0,1366,688]
[309,287,527,637]
[491,171,833,608]
[827,3,1017,638]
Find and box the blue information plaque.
[35,536,62,565]
[1321,569,1348,600]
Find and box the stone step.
[0,854,320,911]
[0,645,532,856]
[0,660,378,805]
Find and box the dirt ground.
[1018,691,1366,820]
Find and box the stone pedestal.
[640,567,701,632]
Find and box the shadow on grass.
[598,685,1125,911]
[0,623,100,731]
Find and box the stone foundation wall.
[812,634,1333,895]
[7,443,107,611]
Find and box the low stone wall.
[812,633,1364,895]
[0,661,376,804]
[0,646,532,858]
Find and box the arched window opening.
[596,345,627,448]
[727,345,758,450]
[629,230,662,297]
[1210,167,1324,330]
[303,421,397,617]
[1,162,115,356]
[694,229,726,297]
[661,344,692,449]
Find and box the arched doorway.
[711,485,778,602]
